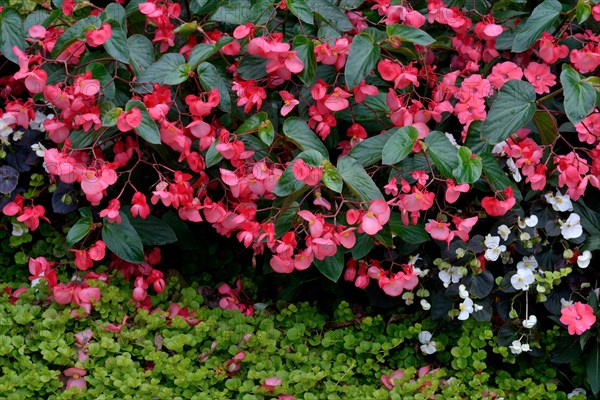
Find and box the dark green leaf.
[482,80,536,144]
[337,156,384,201]
[293,35,317,85]
[102,211,145,264]
[24,11,49,33]
[576,0,592,23]
[0,9,26,64]
[386,24,435,46]
[532,111,558,145]
[561,65,596,125]
[463,271,494,299]
[66,217,93,246]
[572,200,600,235]
[321,160,343,193]
[313,250,344,282]
[87,64,116,102]
[258,120,274,146]
[137,53,190,86]
[126,213,177,246]
[272,150,324,197]
[551,335,583,364]
[424,131,458,178]
[452,146,482,184]
[351,234,374,260]
[288,0,314,24]
[105,3,126,28]
[583,236,600,251]
[389,214,430,244]
[51,16,101,59]
[234,112,268,134]
[197,62,231,113]
[210,0,250,25]
[381,126,418,165]
[205,140,223,168]
[306,0,353,32]
[103,21,130,64]
[282,118,329,159]
[348,129,396,167]
[128,34,155,76]
[464,121,492,154]
[345,33,380,89]
[480,153,523,201]
[588,342,600,395]
[126,100,161,144]
[188,44,217,70]
[511,0,562,53]
[237,55,268,80]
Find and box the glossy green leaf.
[206,140,223,168]
[306,0,353,32]
[282,118,329,159]
[137,53,190,86]
[293,35,317,85]
[532,111,558,145]
[237,55,268,80]
[128,34,155,76]
[424,131,458,178]
[347,129,396,167]
[482,80,536,144]
[337,156,384,201]
[464,121,492,155]
[234,112,268,134]
[480,153,523,202]
[197,62,231,113]
[87,64,116,102]
[51,16,101,59]
[511,0,562,53]
[381,126,418,165]
[345,33,380,90]
[0,9,26,64]
[389,214,430,244]
[258,120,275,146]
[210,0,250,24]
[126,213,177,246]
[126,100,161,144]
[188,44,217,70]
[576,0,592,23]
[288,0,314,24]
[588,342,600,395]
[313,250,344,282]
[273,150,324,197]
[452,146,482,184]
[561,65,596,125]
[386,24,435,46]
[105,3,127,28]
[102,212,145,264]
[101,106,121,127]
[66,217,93,246]
[351,234,374,260]
[321,160,343,193]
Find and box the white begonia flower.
[522,315,537,329]
[516,256,538,272]
[497,225,511,241]
[484,234,501,249]
[457,297,474,320]
[561,298,574,308]
[485,245,506,262]
[407,253,421,265]
[458,284,469,300]
[577,250,592,269]
[506,158,522,182]
[31,270,44,288]
[0,115,14,139]
[11,223,27,237]
[29,111,51,132]
[509,339,531,355]
[525,215,538,227]
[492,140,507,155]
[545,191,573,212]
[567,388,587,399]
[473,303,483,312]
[420,299,431,311]
[12,130,23,141]
[511,268,535,291]
[31,143,46,158]
[444,132,461,149]
[418,331,437,355]
[560,213,583,240]
[438,266,463,288]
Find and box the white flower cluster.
[509,338,531,355]
[457,284,483,320]
[418,330,437,355]
[511,256,537,291]
[484,234,505,262]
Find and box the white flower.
[545,191,573,212]
[484,234,501,249]
[418,331,437,355]
[473,303,483,312]
[420,299,431,311]
[444,132,460,149]
[522,315,537,329]
[438,266,463,288]
[12,130,23,141]
[567,388,587,399]
[458,297,474,320]
[516,256,538,272]
[485,245,506,262]
[561,298,574,308]
[11,223,27,237]
[31,270,44,288]
[506,158,522,182]
[492,140,507,155]
[497,225,511,241]
[511,269,535,291]
[0,115,14,139]
[407,253,421,265]
[31,142,46,158]
[525,215,538,227]
[458,284,469,300]
[509,339,531,355]
[29,111,50,132]
[577,250,592,269]
[560,213,583,240]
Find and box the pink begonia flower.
[560,302,596,335]
[425,220,451,241]
[64,368,87,390]
[99,199,122,224]
[445,180,470,203]
[279,90,299,116]
[324,88,352,112]
[487,61,523,90]
[117,107,142,132]
[524,62,556,94]
[361,199,391,235]
[261,377,282,391]
[85,23,112,47]
[298,210,324,238]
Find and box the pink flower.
[560,302,596,335]
[324,88,352,112]
[524,62,556,94]
[361,199,391,235]
[131,192,151,219]
[481,187,516,217]
[64,368,87,390]
[86,23,112,47]
[99,199,122,224]
[445,180,470,203]
[298,210,324,238]
[488,62,523,90]
[425,220,451,241]
[279,90,299,116]
[117,107,142,132]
